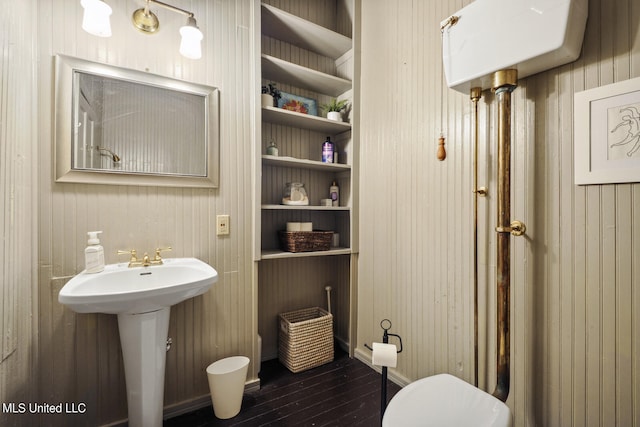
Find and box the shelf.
[262,106,351,134]
[259,3,355,268]
[261,247,351,260]
[261,3,352,59]
[262,155,351,172]
[262,204,350,211]
[262,55,352,96]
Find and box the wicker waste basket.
[278,307,334,373]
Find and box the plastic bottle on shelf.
[330,181,339,207]
[322,137,334,163]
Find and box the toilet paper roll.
[372,342,397,368]
[286,222,301,232]
[300,222,313,231]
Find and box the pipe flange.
[470,87,483,101]
[492,69,518,91]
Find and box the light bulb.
[81,0,112,37]
[179,18,203,59]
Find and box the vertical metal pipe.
[470,86,483,388]
[491,69,517,403]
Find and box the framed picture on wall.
[575,75,640,185]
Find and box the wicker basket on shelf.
[278,307,334,373]
[278,230,333,252]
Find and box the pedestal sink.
[58,257,218,427]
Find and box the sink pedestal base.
[117,307,170,427]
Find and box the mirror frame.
[54,54,220,188]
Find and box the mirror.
[54,54,219,187]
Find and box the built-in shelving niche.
[257,0,356,362]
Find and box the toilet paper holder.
[364,319,403,354]
[364,319,403,423]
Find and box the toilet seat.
[382,373,512,427]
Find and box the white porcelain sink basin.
[383,374,512,427]
[58,257,218,314]
[58,257,218,426]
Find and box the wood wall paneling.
[0,2,38,426]
[357,0,640,426]
[3,0,640,426]
[29,1,257,425]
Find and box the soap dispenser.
[85,231,105,273]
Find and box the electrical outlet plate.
[216,215,230,235]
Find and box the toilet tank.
[441,0,588,94]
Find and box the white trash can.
[206,356,250,419]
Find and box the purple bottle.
[322,137,334,163]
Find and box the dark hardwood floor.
[165,349,401,427]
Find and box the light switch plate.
[216,215,230,235]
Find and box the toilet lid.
[382,374,512,427]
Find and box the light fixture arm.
[144,0,194,19]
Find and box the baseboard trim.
[163,378,261,420]
[353,347,411,387]
[99,379,261,426]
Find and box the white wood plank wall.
[0,1,38,426]
[22,1,257,425]
[357,0,640,426]
[4,0,640,426]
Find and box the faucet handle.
[117,249,138,261]
[153,246,172,261]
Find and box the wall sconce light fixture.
[81,0,203,59]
